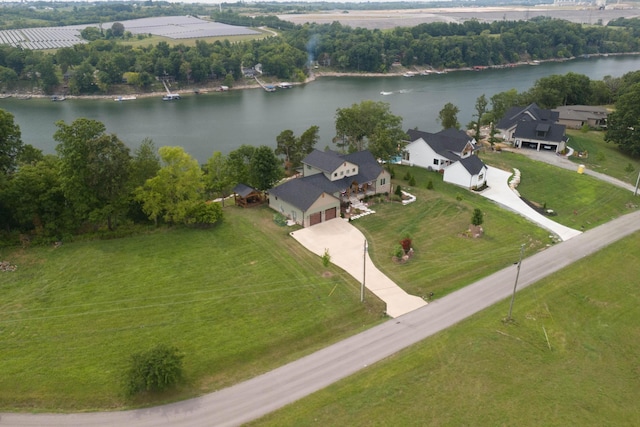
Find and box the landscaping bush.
[395,185,402,197]
[408,175,416,186]
[124,344,184,397]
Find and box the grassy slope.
[0,206,385,411]
[479,150,638,229]
[353,164,551,298]
[250,230,640,427]
[565,129,640,184]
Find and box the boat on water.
[114,96,137,102]
[264,85,276,92]
[403,72,415,77]
[162,93,181,101]
[51,95,66,101]
[0,94,11,99]
[278,82,293,89]
[380,91,393,96]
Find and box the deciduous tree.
[334,100,403,153]
[136,146,204,225]
[0,109,23,175]
[605,83,640,157]
[437,102,460,130]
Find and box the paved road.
[3,209,639,427]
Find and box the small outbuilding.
[233,183,263,208]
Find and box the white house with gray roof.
[268,150,391,227]
[401,128,476,171]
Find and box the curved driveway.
[481,166,583,241]
[290,219,427,318]
[3,209,640,427]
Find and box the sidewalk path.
[290,219,427,318]
[481,166,583,241]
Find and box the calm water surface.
[2,55,640,163]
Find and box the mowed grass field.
[249,230,640,427]
[0,206,385,411]
[565,129,640,184]
[352,164,551,298]
[479,150,638,230]
[1,151,636,412]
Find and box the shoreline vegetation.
[4,52,636,101]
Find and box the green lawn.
[565,129,640,184]
[480,150,638,229]
[353,165,551,298]
[0,206,385,411]
[1,151,636,412]
[249,230,640,427]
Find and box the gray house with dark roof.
[268,150,391,227]
[552,105,607,129]
[496,103,568,153]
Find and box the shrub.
[471,208,484,226]
[392,244,404,258]
[403,171,411,181]
[322,248,331,268]
[125,344,184,397]
[395,184,402,197]
[625,163,635,173]
[427,180,434,190]
[408,175,416,186]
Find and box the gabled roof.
[406,128,471,161]
[271,149,384,211]
[302,150,349,173]
[456,155,486,175]
[232,183,258,198]
[496,103,559,130]
[342,150,384,182]
[513,121,566,143]
[269,177,334,211]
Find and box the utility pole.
[361,239,367,303]
[507,244,526,322]
[634,169,640,196]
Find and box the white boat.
[278,82,293,89]
[162,93,181,101]
[51,95,66,101]
[380,91,393,96]
[114,96,137,101]
[403,72,415,77]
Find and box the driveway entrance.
[290,219,427,318]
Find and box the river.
[2,55,640,163]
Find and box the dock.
[254,76,276,92]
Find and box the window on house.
[478,174,484,180]
[433,159,439,165]
[352,168,356,172]
[380,178,386,185]
[340,171,344,176]
[334,173,337,177]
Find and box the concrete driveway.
[480,166,583,241]
[290,219,427,318]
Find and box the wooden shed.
[233,183,263,208]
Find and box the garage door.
[309,212,322,226]
[325,207,337,220]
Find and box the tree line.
[2,68,640,245]
[3,13,640,95]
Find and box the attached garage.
[325,207,337,220]
[309,212,322,226]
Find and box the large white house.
[268,150,391,227]
[402,128,477,171]
[401,128,487,189]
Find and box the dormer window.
[334,173,337,177]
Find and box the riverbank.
[3,52,637,101]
